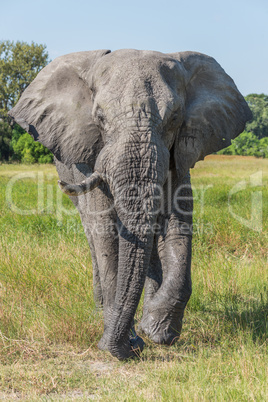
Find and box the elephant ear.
[169,52,252,179]
[8,49,111,168]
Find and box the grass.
[0,156,267,400]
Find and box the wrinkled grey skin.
[9,49,252,360]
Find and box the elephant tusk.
[58,171,103,196]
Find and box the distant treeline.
[0,40,268,163]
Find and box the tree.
[12,130,53,164]
[245,94,268,139]
[0,40,50,160]
[218,131,268,157]
[0,40,49,118]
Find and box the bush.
[12,131,53,164]
[259,137,268,158]
[245,94,268,139]
[218,131,268,157]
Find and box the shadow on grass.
[188,289,267,342]
[223,297,268,342]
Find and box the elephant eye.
[96,108,105,126]
[168,113,181,129]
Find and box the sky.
[1,0,268,96]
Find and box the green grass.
[0,156,267,400]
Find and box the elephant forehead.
[92,49,184,87]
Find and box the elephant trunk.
[104,138,169,359]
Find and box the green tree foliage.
[245,94,268,139]
[11,127,53,164]
[0,40,49,117]
[0,119,12,160]
[0,40,51,162]
[218,131,268,158]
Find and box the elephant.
[9,49,252,360]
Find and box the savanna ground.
[0,155,267,401]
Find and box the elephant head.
[9,49,251,360]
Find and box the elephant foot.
[109,334,145,360]
[98,327,145,360]
[139,309,183,346]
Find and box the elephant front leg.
[89,219,118,351]
[93,217,144,354]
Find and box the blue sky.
[1,0,267,95]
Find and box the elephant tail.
[58,171,103,196]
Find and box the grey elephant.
[9,49,251,360]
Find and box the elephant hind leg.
[142,235,163,317]
[139,228,192,345]
[139,171,193,345]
